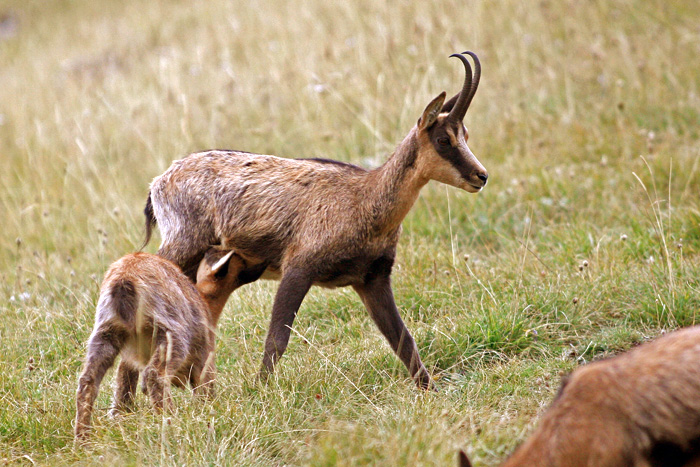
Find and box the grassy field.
[1,0,699,465]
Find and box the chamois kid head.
[195,248,244,326]
[416,51,488,193]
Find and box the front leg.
[259,268,312,379]
[353,273,431,390]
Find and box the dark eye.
[437,137,450,147]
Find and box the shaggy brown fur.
[74,250,242,442]
[460,326,700,466]
[144,52,488,389]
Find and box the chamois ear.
[211,250,235,277]
[418,91,446,131]
[458,450,472,467]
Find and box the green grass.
[1,0,699,465]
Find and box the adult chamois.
[75,249,243,442]
[143,52,488,389]
[459,326,700,466]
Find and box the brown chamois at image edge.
[142,52,488,390]
[459,326,700,467]
[74,249,242,442]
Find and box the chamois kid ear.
[210,250,235,278]
[418,91,446,131]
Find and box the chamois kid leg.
[353,275,431,390]
[142,332,187,412]
[259,268,312,378]
[191,348,216,398]
[75,331,125,442]
[187,331,216,398]
[110,360,139,416]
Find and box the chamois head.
[416,51,488,193]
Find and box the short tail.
[110,279,138,326]
[458,451,472,467]
[141,191,156,250]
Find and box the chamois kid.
[459,326,700,467]
[143,52,488,389]
[75,249,243,441]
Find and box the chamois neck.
[365,127,429,233]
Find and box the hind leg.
[142,332,187,412]
[75,331,124,442]
[157,235,212,282]
[198,351,216,398]
[109,360,139,417]
[190,346,216,399]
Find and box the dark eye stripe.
[436,145,471,178]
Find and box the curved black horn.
[447,52,482,122]
[462,51,481,114]
[446,53,473,122]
